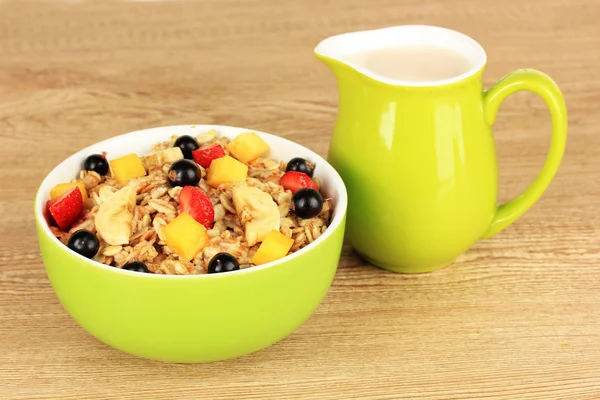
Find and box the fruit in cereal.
[50,180,89,201]
[174,135,200,159]
[165,212,209,261]
[285,157,314,177]
[109,153,147,182]
[226,132,269,163]
[67,229,99,259]
[123,261,149,273]
[168,159,200,187]
[179,186,214,229]
[232,185,280,246]
[46,131,336,275]
[207,252,240,274]
[84,154,109,176]
[141,147,184,171]
[280,171,318,194]
[293,188,323,219]
[95,186,136,245]
[252,230,294,265]
[206,156,248,187]
[192,143,225,168]
[195,129,217,145]
[47,187,83,231]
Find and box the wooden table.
[1,1,598,399]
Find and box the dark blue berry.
[168,159,200,187]
[208,253,240,274]
[174,135,199,159]
[83,154,109,176]
[122,261,149,273]
[286,157,314,177]
[293,188,323,219]
[67,230,100,259]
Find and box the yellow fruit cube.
[206,155,248,187]
[165,212,209,261]
[50,181,89,201]
[226,132,270,164]
[252,230,294,265]
[110,153,147,183]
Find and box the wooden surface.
[1,0,599,399]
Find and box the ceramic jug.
[315,25,567,273]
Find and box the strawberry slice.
[179,186,214,229]
[280,171,319,194]
[47,187,83,231]
[192,143,226,168]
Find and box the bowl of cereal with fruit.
[35,125,346,363]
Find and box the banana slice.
[232,185,280,247]
[196,129,218,145]
[95,186,136,245]
[97,186,117,205]
[141,147,184,170]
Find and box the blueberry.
[122,261,149,273]
[208,252,240,274]
[293,188,323,219]
[67,229,100,259]
[168,159,200,187]
[83,154,109,176]
[286,157,314,177]
[174,135,200,159]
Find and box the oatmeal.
[45,130,333,274]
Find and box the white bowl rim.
[35,124,347,280]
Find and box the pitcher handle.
[482,69,567,239]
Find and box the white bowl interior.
[35,125,347,278]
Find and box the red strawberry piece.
[47,187,83,231]
[179,186,215,229]
[192,143,226,168]
[280,171,319,194]
[44,200,55,226]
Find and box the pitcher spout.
[314,25,487,87]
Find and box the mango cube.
[252,230,294,265]
[165,212,209,261]
[206,155,248,187]
[110,153,147,183]
[226,132,270,164]
[50,181,88,201]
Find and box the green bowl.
[35,125,347,363]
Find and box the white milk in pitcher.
[343,44,473,82]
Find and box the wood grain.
[1,0,599,399]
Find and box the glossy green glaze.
[35,125,347,363]
[36,217,344,362]
[316,27,567,273]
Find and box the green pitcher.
[315,25,567,273]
